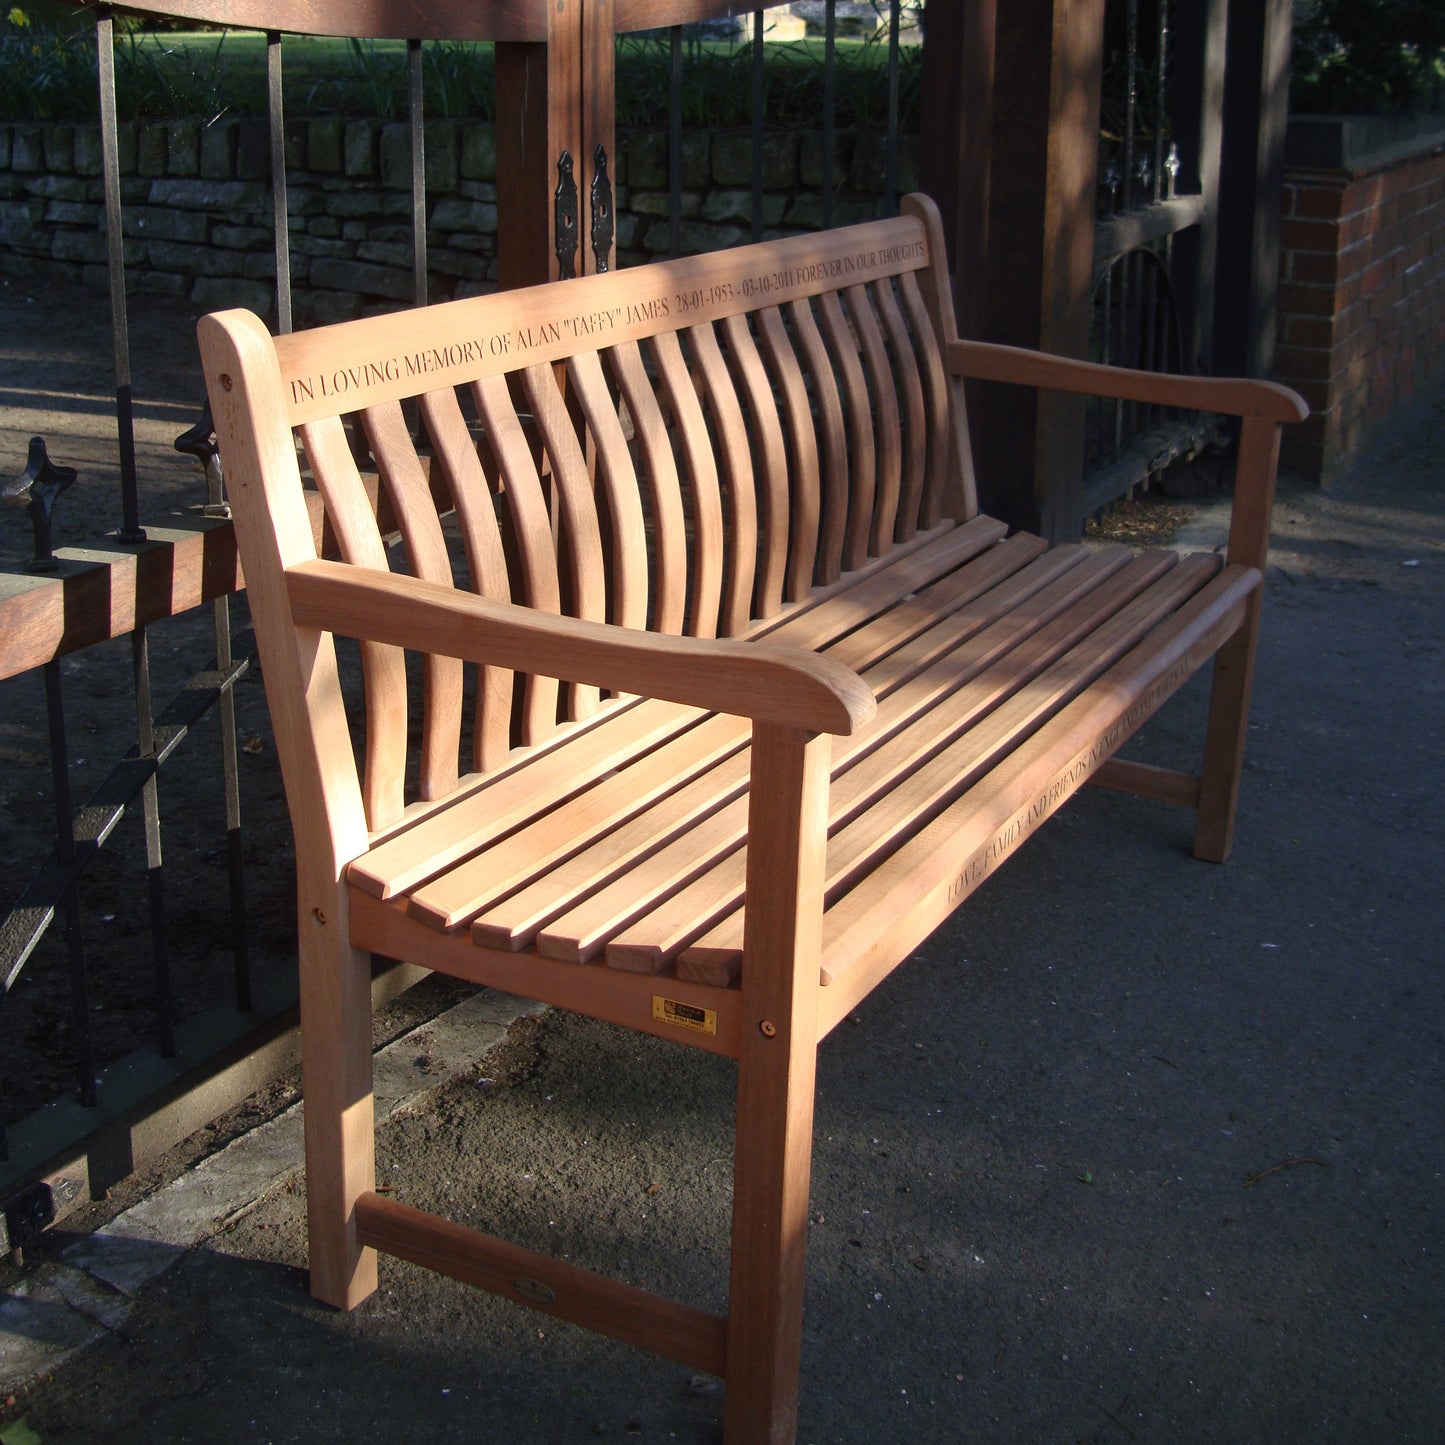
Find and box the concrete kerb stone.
[0,988,544,1396]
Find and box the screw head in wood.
[759,1020,777,1038]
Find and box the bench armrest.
[945,339,1308,424]
[285,558,876,737]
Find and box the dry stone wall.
[0,115,918,325]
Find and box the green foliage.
[613,32,921,130]
[0,16,913,129]
[0,9,97,121]
[1292,0,1445,115]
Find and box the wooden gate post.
[965,0,1106,541]
[1213,0,1293,380]
[496,0,617,289]
[919,0,996,344]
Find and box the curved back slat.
[361,400,463,800]
[897,270,952,531]
[650,331,725,640]
[685,320,757,638]
[870,278,927,544]
[417,386,515,772]
[606,340,689,635]
[721,312,789,620]
[521,361,607,719]
[755,305,822,603]
[815,290,876,573]
[844,283,902,556]
[566,350,650,632]
[786,296,849,586]
[470,372,562,746]
[297,415,409,829]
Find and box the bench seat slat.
[673,555,1216,984]
[622,553,1210,980]
[350,523,991,897]
[362,535,1143,948]
[815,563,1262,1020]
[406,714,751,930]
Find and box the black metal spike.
[590,143,614,274]
[4,436,78,572]
[555,150,579,280]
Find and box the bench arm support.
[285,558,877,737]
[944,339,1308,425]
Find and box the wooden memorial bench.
[200,194,1306,1443]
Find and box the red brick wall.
[1276,143,1445,481]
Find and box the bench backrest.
[202,194,973,838]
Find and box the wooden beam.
[972,0,1105,542]
[1214,0,1294,379]
[0,516,241,682]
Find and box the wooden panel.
[816,289,877,571]
[362,400,462,799]
[896,270,952,530]
[870,277,927,542]
[299,415,408,829]
[755,305,822,601]
[355,1191,728,1375]
[470,372,562,744]
[686,320,758,637]
[650,330,724,638]
[417,387,514,771]
[521,360,608,717]
[567,349,649,630]
[275,215,932,426]
[471,747,751,952]
[607,340,688,634]
[900,194,978,522]
[674,550,1180,985]
[786,297,849,585]
[722,312,789,619]
[843,283,902,555]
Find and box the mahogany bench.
[199,193,1306,1443]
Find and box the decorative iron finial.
[5,436,77,572]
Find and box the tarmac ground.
[1,308,1442,1441]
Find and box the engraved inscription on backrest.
[275,213,965,831]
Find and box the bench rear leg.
[1192,605,1261,862]
[299,894,379,1310]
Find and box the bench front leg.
[726,723,832,1444]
